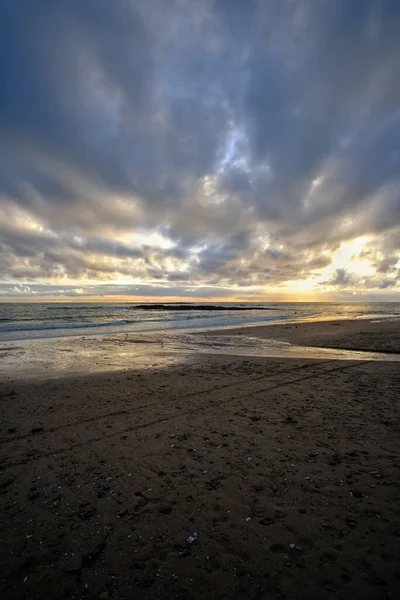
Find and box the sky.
[0,0,399,302]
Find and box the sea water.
[0,301,399,342]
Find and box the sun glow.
[329,236,375,277]
[281,235,378,293]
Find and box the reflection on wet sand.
[1,326,399,382]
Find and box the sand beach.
[0,318,399,599]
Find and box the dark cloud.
[376,257,399,274]
[325,269,354,287]
[379,278,397,289]
[0,0,399,297]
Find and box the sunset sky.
[0,0,399,301]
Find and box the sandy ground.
[214,317,400,353]
[0,319,399,599]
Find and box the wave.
[46,305,127,310]
[359,310,400,316]
[0,320,129,333]
[0,312,294,336]
[141,313,219,323]
[0,315,80,323]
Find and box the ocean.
[0,301,399,342]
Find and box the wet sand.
[214,317,400,354]
[1,318,399,383]
[0,319,400,599]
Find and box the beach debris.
[205,476,225,490]
[346,518,358,528]
[31,426,44,434]
[186,532,198,544]
[23,576,28,584]
[289,544,302,551]
[284,416,297,424]
[245,516,252,522]
[247,456,253,463]
[0,475,15,490]
[326,454,341,466]
[171,574,179,582]
[78,503,96,520]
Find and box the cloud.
[379,278,397,289]
[0,0,399,298]
[325,269,355,287]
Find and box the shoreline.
[0,318,399,383]
[1,317,400,383]
[207,316,400,354]
[1,308,399,344]
[1,311,399,344]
